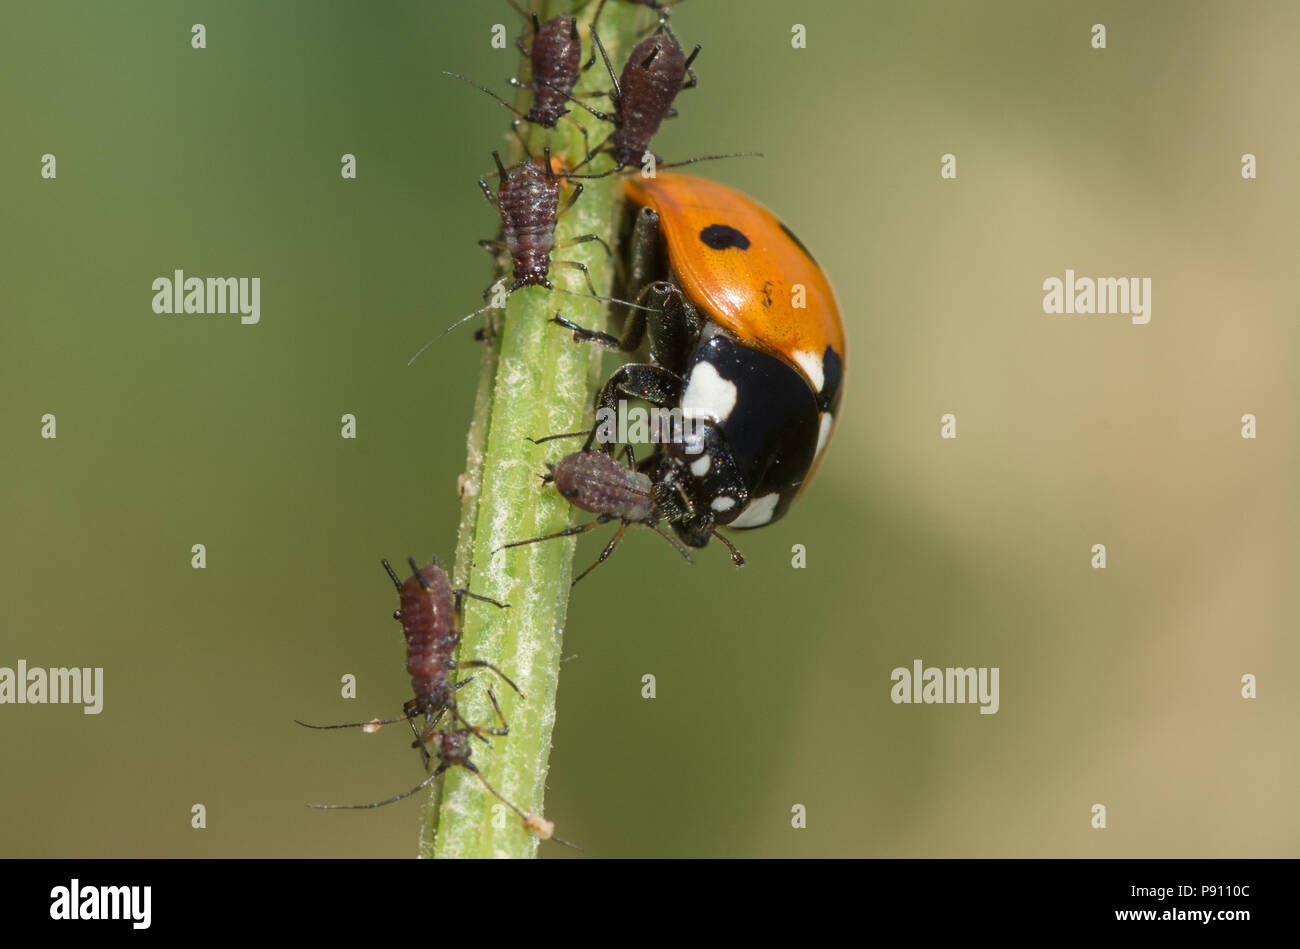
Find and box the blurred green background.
[2,1,1296,858]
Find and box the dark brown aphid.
[303,682,576,848]
[305,686,517,811]
[442,11,583,133]
[513,12,583,128]
[296,557,519,767]
[497,445,743,584]
[411,149,615,357]
[566,24,700,175]
[483,150,568,294]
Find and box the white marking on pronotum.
[710,496,735,513]
[729,492,780,528]
[681,362,737,422]
[791,349,824,392]
[814,413,834,460]
[690,456,711,477]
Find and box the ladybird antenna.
[645,520,696,565]
[382,558,403,591]
[709,528,745,567]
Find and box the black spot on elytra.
[779,221,818,266]
[699,224,750,251]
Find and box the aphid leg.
[554,232,612,258]
[457,660,524,698]
[526,429,592,446]
[572,521,628,585]
[454,589,510,610]
[644,520,696,566]
[308,763,447,810]
[494,515,616,554]
[551,258,598,297]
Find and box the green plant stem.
[419,0,648,859]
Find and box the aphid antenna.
[294,714,413,731]
[564,151,764,181]
[408,289,659,367]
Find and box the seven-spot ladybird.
[554,172,845,549]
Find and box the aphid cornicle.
[498,445,740,584]
[553,173,846,552]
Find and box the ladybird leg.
[638,280,699,370]
[477,175,497,208]
[478,238,506,255]
[572,520,628,585]
[551,312,622,349]
[594,364,684,416]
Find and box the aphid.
[442,10,583,133]
[296,559,575,845]
[497,444,742,584]
[411,149,619,356]
[563,22,752,179]
[511,11,583,129]
[552,173,846,552]
[306,685,532,820]
[480,148,607,295]
[296,558,519,771]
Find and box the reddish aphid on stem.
[443,8,584,133]
[296,558,578,847]
[410,148,629,358]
